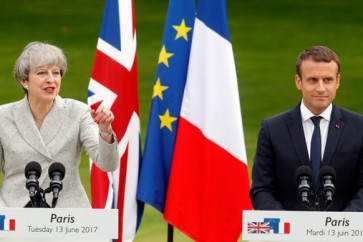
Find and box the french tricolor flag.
[0,215,15,231]
[163,0,252,241]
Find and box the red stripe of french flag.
[165,118,251,240]
[280,222,290,234]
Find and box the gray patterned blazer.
[0,96,119,207]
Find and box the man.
[250,46,363,211]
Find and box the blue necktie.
[310,116,322,186]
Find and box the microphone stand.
[44,187,59,208]
[39,188,51,208]
[25,187,51,208]
[313,193,320,211]
[29,192,37,208]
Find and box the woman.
[0,41,119,208]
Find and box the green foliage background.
[1,0,363,241]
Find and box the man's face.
[295,59,340,115]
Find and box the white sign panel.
[0,208,118,239]
[242,210,363,241]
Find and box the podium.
[0,207,118,241]
[242,210,363,241]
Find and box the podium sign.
[0,208,118,239]
[243,210,363,241]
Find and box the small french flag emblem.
[0,215,16,231]
[279,222,290,234]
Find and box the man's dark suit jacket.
[250,102,363,211]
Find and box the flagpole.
[167,223,174,242]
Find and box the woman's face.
[21,65,62,103]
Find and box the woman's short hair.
[14,41,68,93]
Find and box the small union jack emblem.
[247,221,271,234]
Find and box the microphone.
[320,166,336,210]
[295,165,313,210]
[24,161,42,207]
[48,162,66,208]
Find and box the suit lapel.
[14,97,52,159]
[287,104,310,166]
[39,96,67,146]
[13,96,67,160]
[323,105,344,165]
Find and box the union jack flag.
[247,222,271,234]
[88,0,143,241]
